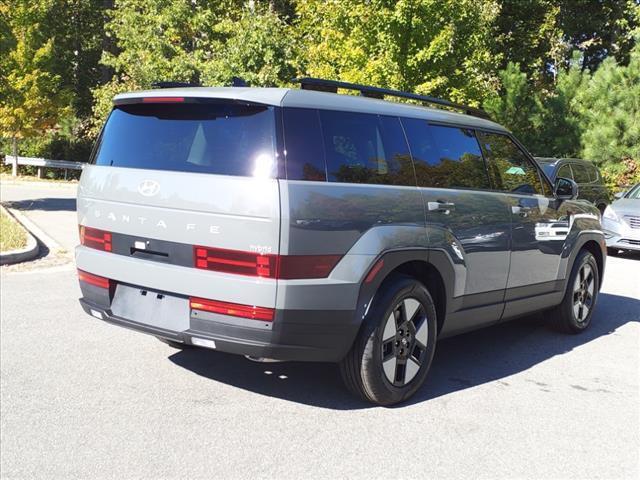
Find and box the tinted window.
[283,108,326,181]
[589,165,601,183]
[572,163,591,184]
[319,111,415,185]
[477,132,543,195]
[557,163,573,180]
[540,162,556,178]
[94,102,276,177]
[402,119,490,189]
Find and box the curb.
[0,204,39,265]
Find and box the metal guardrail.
[3,155,84,179]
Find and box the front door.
[477,132,566,300]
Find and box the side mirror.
[614,191,625,199]
[554,177,578,200]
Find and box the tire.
[156,336,193,349]
[340,274,437,406]
[549,249,600,334]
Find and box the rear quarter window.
[93,102,277,177]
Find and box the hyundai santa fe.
[76,78,606,405]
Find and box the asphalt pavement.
[1,181,639,479]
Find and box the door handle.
[428,201,456,213]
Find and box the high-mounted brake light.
[77,269,111,289]
[79,226,112,252]
[142,97,184,103]
[190,297,274,322]
[193,246,342,279]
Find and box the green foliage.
[1,0,639,178]
[296,0,501,105]
[0,1,71,143]
[573,40,640,166]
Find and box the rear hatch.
[76,96,281,313]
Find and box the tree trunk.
[11,136,18,177]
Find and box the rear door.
[77,98,281,309]
[402,119,512,332]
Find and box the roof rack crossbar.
[293,77,490,120]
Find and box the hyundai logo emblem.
[138,180,160,197]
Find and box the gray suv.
[77,78,605,405]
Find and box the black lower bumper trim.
[79,298,358,362]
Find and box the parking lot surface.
[1,183,639,479]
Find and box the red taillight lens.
[79,226,112,252]
[190,297,274,322]
[194,246,277,278]
[193,246,342,279]
[142,97,184,103]
[77,269,111,289]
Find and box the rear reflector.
[77,269,111,289]
[278,255,342,279]
[190,297,274,322]
[194,246,341,279]
[142,97,184,103]
[79,226,112,252]
[364,259,384,283]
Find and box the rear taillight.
[194,247,277,278]
[79,226,112,252]
[77,269,111,289]
[189,297,274,322]
[194,246,341,279]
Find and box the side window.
[318,110,415,186]
[401,119,490,190]
[572,163,591,184]
[477,132,543,195]
[282,108,326,181]
[590,165,601,184]
[557,163,573,180]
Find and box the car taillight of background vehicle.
[79,226,112,252]
[194,246,341,280]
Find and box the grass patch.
[0,208,28,252]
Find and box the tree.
[574,39,640,167]
[294,0,501,105]
[91,0,297,129]
[0,1,71,161]
[483,62,538,150]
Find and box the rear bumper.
[79,294,358,363]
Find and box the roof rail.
[151,81,200,89]
[293,77,490,120]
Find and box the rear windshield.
[93,102,277,177]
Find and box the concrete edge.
[0,204,39,265]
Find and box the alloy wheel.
[381,297,429,387]
[573,263,595,323]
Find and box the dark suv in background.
[536,157,609,213]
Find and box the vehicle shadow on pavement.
[168,292,639,410]
[3,197,76,212]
